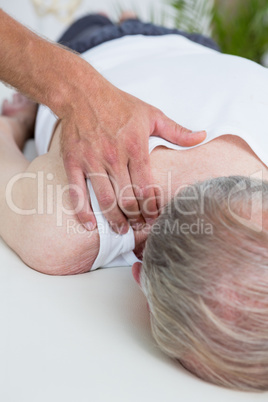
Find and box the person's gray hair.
[140,176,268,392]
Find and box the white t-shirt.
[35,34,268,269]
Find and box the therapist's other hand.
[61,76,206,234]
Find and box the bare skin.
[0,94,267,276]
[119,11,138,23]
[0,9,206,234]
[1,93,37,148]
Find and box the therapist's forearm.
[0,9,103,118]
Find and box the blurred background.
[171,0,268,65]
[0,0,267,102]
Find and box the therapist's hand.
[0,10,206,234]
[60,74,207,234]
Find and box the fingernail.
[83,221,96,231]
[192,130,207,137]
[111,223,129,235]
[120,224,129,235]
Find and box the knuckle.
[69,182,86,198]
[126,140,141,158]
[84,160,98,175]
[104,146,119,167]
[155,107,164,118]
[111,218,126,228]
[110,217,128,234]
[138,185,151,199]
[120,197,138,213]
[69,187,80,200]
[132,147,141,159]
[105,153,118,167]
[98,192,115,209]
[64,152,76,167]
[142,155,149,167]
[153,108,165,124]
[78,211,92,223]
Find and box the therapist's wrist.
[48,48,106,120]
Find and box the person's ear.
[132,262,142,285]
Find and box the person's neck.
[133,134,268,255]
[151,134,268,211]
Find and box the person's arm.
[0,9,206,233]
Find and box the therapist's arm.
[0,9,206,233]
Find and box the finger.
[153,112,207,147]
[132,262,142,285]
[65,166,96,231]
[89,170,129,234]
[128,154,158,225]
[112,169,145,230]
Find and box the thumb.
[152,113,207,147]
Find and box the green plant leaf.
[170,0,268,64]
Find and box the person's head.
[133,176,268,392]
